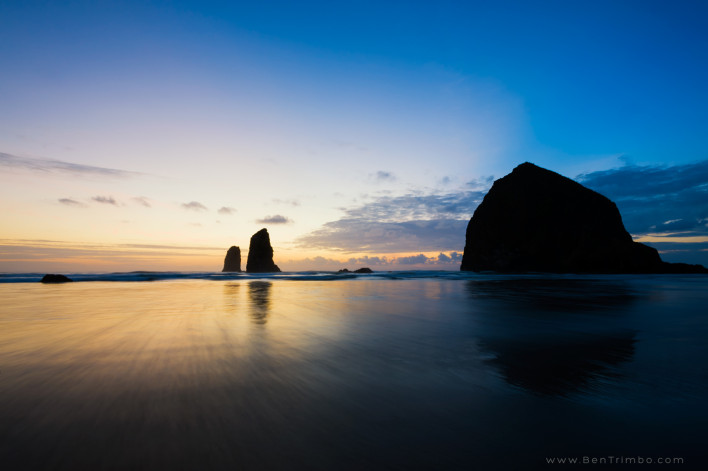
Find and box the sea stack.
[461,162,707,273]
[246,228,281,273]
[40,274,73,283]
[222,246,242,272]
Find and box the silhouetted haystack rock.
[40,274,73,283]
[222,246,242,272]
[246,229,281,273]
[461,162,708,274]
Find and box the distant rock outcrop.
[246,229,281,273]
[40,274,73,283]
[461,162,708,274]
[338,267,373,273]
[222,246,242,272]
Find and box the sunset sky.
[1,0,707,272]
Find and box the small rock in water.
[338,268,373,273]
[40,274,73,283]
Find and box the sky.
[1,0,707,272]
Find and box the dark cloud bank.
[579,160,708,264]
[578,160,708,236]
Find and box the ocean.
[1,271,706,470]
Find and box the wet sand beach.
[1,274,706,469]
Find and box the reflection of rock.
[246,229,281,273]
[480,333,636,397]
[467,278,639,396]
[466,278,638,312]
[222,246,242,272]
[461,162,708,273]
[248,281,271,324]
[40,274,73,283]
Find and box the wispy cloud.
[347,190,488,222]
[257,215,292,224]
[132,196,151,207]
[58,198,86,208]
[119,243,224,251]
[465,175,495,190]
[218,206,236,215]
[0,152,142,178]
[92,195,118,206]
[371,170,396,182]
[272,198,300,207]
[297,189,487,253]
[181,201,208,211]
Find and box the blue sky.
[1,0,707,270]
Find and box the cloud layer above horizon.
[297,189,488,253]
[579,160,708,238]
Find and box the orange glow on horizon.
[0,238,463,272]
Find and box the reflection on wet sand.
[248,281,271,324]
[466,277,639,312]
[223,282,240,313]
[467,278,639,396]
[479,333,636,396]
[1,277,706,469]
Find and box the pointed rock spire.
[246,229,281,273]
